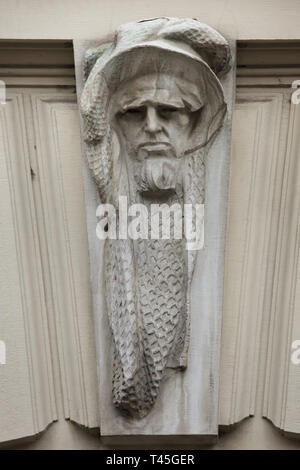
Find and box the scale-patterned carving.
[105,235,187,417]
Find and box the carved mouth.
[138,142,172,153]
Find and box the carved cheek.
[117,118,139,143]
[176,113,191,128]
[164,114,192,139]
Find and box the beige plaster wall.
[0,0,299,41]
[8,416,300,450]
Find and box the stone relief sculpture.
[80,17,231,418]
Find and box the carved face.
[111,73,203,194]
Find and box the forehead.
[112,73,203,112]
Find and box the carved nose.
[145,107,161,133]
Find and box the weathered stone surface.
[76,17,233,434]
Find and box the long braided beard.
[104,149,205,418]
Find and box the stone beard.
[103,72,206,418]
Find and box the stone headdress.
[80,17,231,203]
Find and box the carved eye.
[157,106,178,118]
[121,106,145,118]
[127,107,142,113]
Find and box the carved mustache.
[137,141,175,154]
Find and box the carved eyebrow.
[119,100,186,113]
[120,103,146,112]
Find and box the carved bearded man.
[81,17,230,418]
